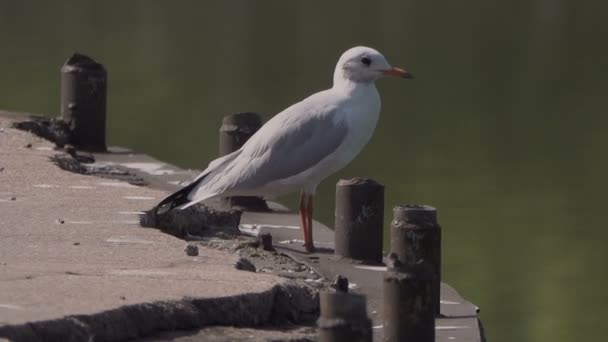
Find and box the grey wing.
[229,111,349,189]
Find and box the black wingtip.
[155,187,191,215]
[154,175,208,216]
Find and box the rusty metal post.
[218,112,268,211]
[218,112,262,156]
[390,204,441,315]
[60,53,107,151]
[332,275,349,293]
[383,258,435,342]
[334,178,384,263]
[318,291,372,342]
[257,232,274,251]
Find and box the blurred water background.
[1,1,607,341]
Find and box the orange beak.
[383,67,414,79]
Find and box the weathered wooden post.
[318,291,372,342]
[383,253,435,342]
[60,53,107,151]
[334,178,384,263]
[390,204,441,315]
[218,112,268,211]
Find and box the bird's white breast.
[328,84,381,171]
[274,84,381,193]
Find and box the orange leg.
[306,194,315,252]
[299,192,309,249]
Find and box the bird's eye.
[361,57,371,66]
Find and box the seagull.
[155,46,412,252]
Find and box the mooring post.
[332,275,349,293]
[334,178,384,263]
[383,256,435,342]
[390,204,442,315]
[217,112,268,211]
[218,112,262,156]
[257,232,274,251]
[60,53,107,151]
[318,291,372,342]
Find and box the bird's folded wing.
[198,105,349,195]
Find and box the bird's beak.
[383,67,414,79]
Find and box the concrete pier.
[0,113,318,341]
[0,111,484,341]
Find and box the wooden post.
[334,178,384,263]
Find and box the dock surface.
[0,112,484,341]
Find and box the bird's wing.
[188,94,349,201]
[236,110,348,187]
[154,150,240,213]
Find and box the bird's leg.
[299,191,309,250]
[305,194,315,252]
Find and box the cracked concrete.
[144,326,316,342]
[2,111,485,341]
[0,115,318,341]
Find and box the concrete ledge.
[0,113,319,342]
[2,110,484,341]
[0,281,316,342]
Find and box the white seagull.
[155,46,412,252]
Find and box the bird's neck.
[332,77,377,95]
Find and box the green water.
[1,1,607,341]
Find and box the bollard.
[218,112,268,211]
[331,275,349,293]
[258,232,274,251]
[390,204,441,315]
[383,259,435,342]
[318,291,372,342]
[60,53,107,151]
[334,178,384,263]
[218,112,262,157]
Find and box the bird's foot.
[303,243,316,253]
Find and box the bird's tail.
[154,174,208,215]
[154,149,241,215]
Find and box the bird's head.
[333,46,413,85]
